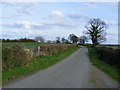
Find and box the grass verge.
[88,47,120,82]
[3,47,80,86]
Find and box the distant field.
[2,42,46,46]
[97,45,120,49]
[2,42,67,51]
[2,42,66,46]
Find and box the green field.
[2,42,67,51]
[2,42,67,47]
[2,42,46,46]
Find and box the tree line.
[38,34,88,44]
[2,34,88,45]
[2,38,36,42]
[2,18,108,47]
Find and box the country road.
[4,47,119,88]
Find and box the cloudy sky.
[0,2,118,44]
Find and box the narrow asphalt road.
[4,47,119,88]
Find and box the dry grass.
[34,44,77,56]
[2,44,33,71]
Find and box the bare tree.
[61,37,66,43]
[35,36,45,43]
[52,40,56,43]
[68,34,78,44]
[84,18,108,47]
[47,40,51,43]
[79,36,88,44]
[56,37,61,43]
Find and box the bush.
[2,44,33,71]
[95,47,120,68]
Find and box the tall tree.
[47,40,51,43]
[56,37,61,43]
[35,36,45,43]
[68,34,78,43]
[61,37,66,43]
[79,36,88,44]
[84,18,108,47]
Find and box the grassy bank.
[3,46,80,85]
[88,47,120,82]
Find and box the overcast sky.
[0,2,118,44]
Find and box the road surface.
[4,47,119,88]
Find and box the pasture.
[2,42,46,46]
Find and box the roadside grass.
[88,47,120,82]
[2,46,80,86]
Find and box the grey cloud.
[2,23,43,29]
[2,20,80,30]
[44,22,79,28]
[105,21,118,26]
[1,2,37,15]
[2,23,25,29]
[67,14,117,26]
[15,4,37,15]
[67,14,90,21]
[0,2,15,6]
